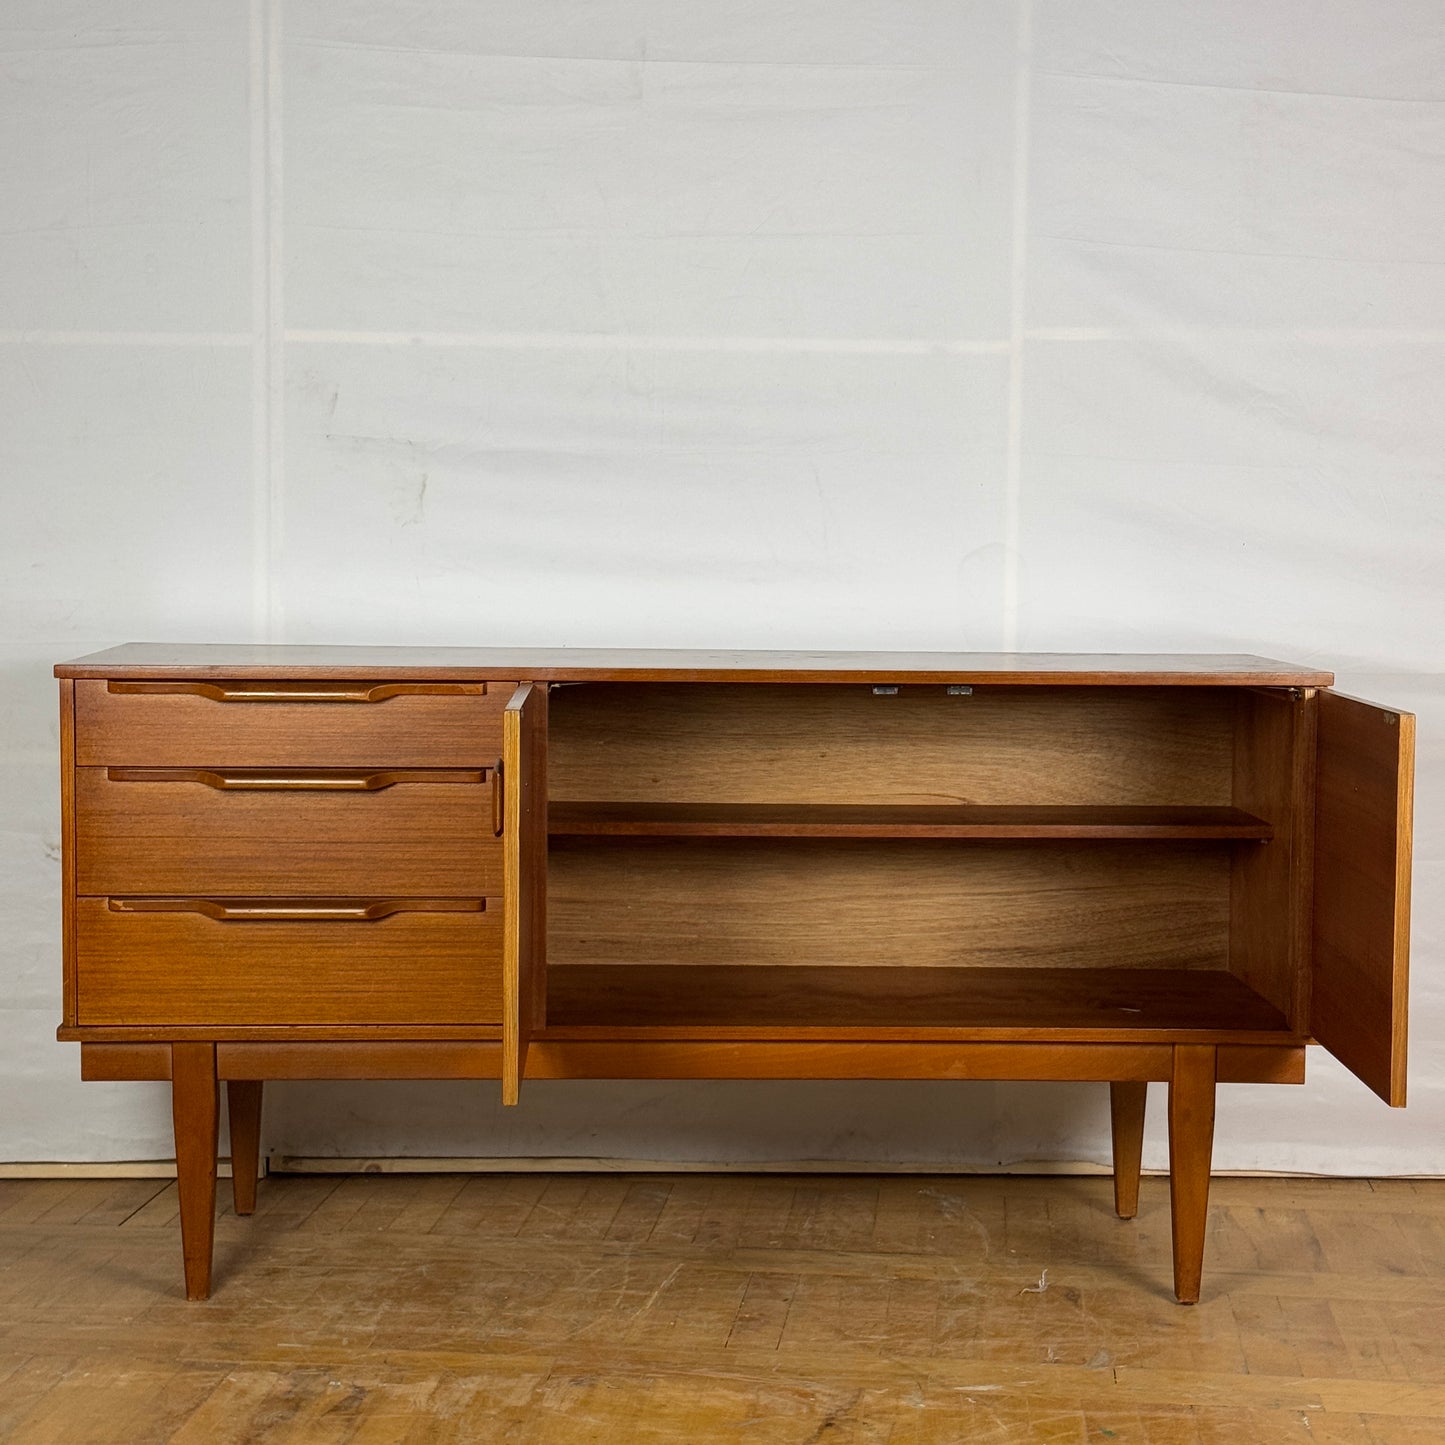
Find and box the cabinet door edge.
[1311,690,1414,1106]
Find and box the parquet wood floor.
[2,1173,1444,1442]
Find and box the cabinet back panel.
[548,685,1234,807]
[548,839,1230,970]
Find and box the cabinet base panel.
[77,1040,1306,1086]
[545,964,1290,1039]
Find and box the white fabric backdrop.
[1,1,1441,1172]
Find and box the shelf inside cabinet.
[543,964,1292,1039]
[547,802,1274,841]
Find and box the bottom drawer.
[74,897,502,1026]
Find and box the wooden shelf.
[543,965,1292,1040]
[548,802,1274,841]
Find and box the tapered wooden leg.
[226,1080,263,1216]
[171,1043,219,1301]
[1109,1081,1148,1220]
[1168,1045,1217,1305]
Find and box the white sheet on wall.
[1,0,1441,1172]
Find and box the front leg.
[171,1043,219,1300]
[1167,1045,1217,1305]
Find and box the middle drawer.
[76,766,503,896]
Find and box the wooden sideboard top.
[55,645,1334,687]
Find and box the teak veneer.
[54,647,1414,1304]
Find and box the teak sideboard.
[54,646,1415,1303]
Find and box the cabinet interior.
[543,683,1307,1038]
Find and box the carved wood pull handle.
[107,897,485,921]
[107,680,486,703]
[492,759,505,838]
[105,767,487,791]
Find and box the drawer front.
[76,767,503,896]
[74,898,502,1026]
[74,678,512,767]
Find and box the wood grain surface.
[549,801,1274,839]
[503,683,548,1104]
[2,1172,1442,1442]
[73,678,510,768]
[70,1039,1305,1085]
[169,1043,218,1302]
[76,767,502,896]
[225,1081,262,1217]
[73,899,503,1026]
[1311,692,1414,1107]
[1168,1044,1219,1305]
[549,683,1237,808]
[1229,688,1316,1031]
[548,838,1233,971]
[55,643,1336,685]
[58,680,77,1028]
[542,964,1289,1037]
[1110,1080,1148,1220]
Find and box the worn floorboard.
[0,1174,1443,1441]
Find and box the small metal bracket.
[872,685,899,696]
[946,685,973,696]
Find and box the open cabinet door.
[1312,691,1414,1106]
[502,683,547,1105]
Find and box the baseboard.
[271,1155,1123,1176]
[0,1160,244,1180]
[2,1156,1424,1179]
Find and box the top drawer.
[74,678,513,767]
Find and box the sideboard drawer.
[74,678,512,768]
[74,898,502,1026]
[75,766,503,897]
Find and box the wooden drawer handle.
[107,680,486,703]
[492,758,505,837]
[105,767,487,791]
[107,898,485,921]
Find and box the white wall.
[2,1,1441,1173]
